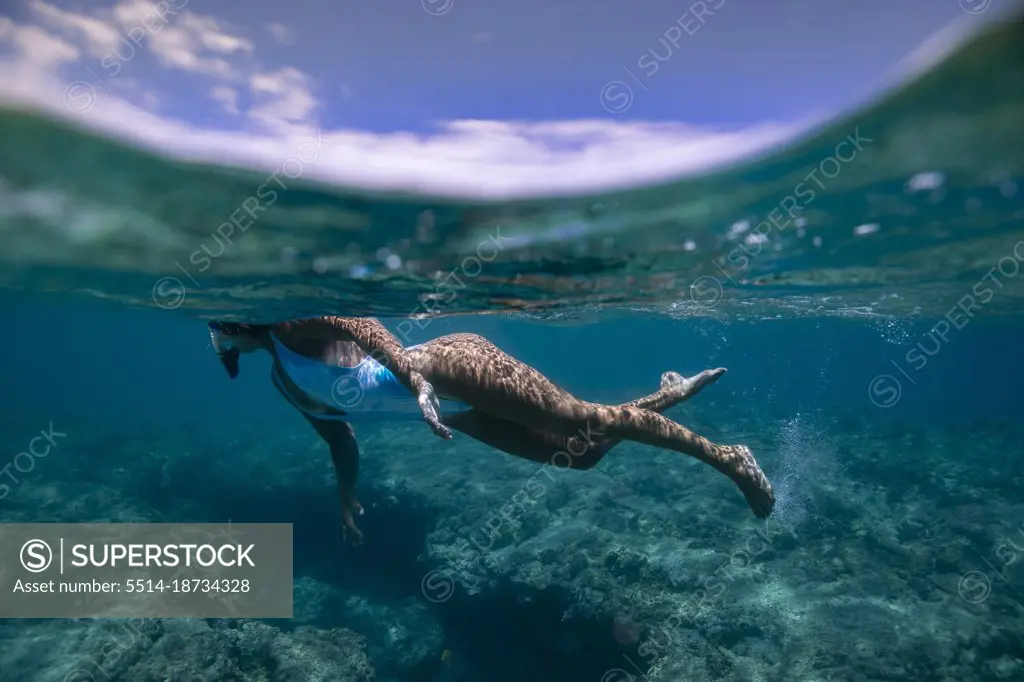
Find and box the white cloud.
[110,0,166,26]
[146,25,235,77]
[266,22,296,46]
[179,13,253,56]
[0,20,80,68]
[0,2,992,199]
[248,67,317,130]
[146,10,254,79]
[29,0,255,79]
[0,57,812,197]
[209,84,239,114]
[2,2,315,130]
[28,0,121,57]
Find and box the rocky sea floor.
[1,387,1022,682]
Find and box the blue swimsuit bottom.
[268,334,471,422]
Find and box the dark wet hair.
[219,347,241,379]
[209,321,269,379]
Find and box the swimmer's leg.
[445,368,726,468]
[624,369,726,411]
[409,334,773,517]
[586,367,727,458]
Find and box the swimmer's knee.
[583,405,625,431]
[552,455,598,471]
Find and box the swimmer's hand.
[418,380,453,440]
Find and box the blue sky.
[0,0,997,196]
[258,0,969,130]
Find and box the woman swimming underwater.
[209,317,775,541]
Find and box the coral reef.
[0,618,374,682]
[1,396,1022,681]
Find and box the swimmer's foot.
[662,367,727,395]
[718,445,775,518]
[418,382,453,440]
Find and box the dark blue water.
[2,289,1023,681]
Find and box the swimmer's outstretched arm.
[298,412,365,543]
[269,369,364,542]
[274,316,452,440]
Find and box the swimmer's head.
[208,321,269,378]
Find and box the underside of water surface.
[1,13,1023,321]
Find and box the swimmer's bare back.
[404,333,775,517]
[270,317,452,439]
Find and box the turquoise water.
[1,13,1024,682]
